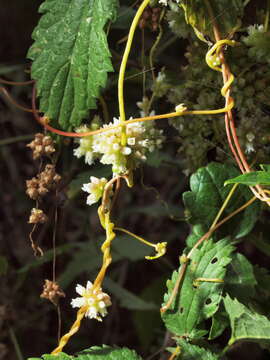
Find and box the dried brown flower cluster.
[26,164,61,200]
[139,7,162,31]
[27,133,55,160]
[40,279,65,306]
[28,208,48,224]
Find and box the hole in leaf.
[211,257,218,264]
[180,307,184,313]
[205,298,212,305]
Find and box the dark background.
[0,1,269,360]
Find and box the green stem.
[0,134,34,146]
[264,0,270,32]
[9,327,24,360]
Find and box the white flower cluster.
[159,0,180,6]
[74,117,165,175]
[73,116,101,165]
[71,281,111,321]
[82,176,108,206]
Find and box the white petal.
[71,297,85,308]
[99,301,106,309]
[127,137,136,146]
[90,176,99,184]
[86,306,97,319]
[76,284,85,296]
[82,183,90,193]
[113,143,120,151]
[85,153,94,165]
[86,194,97,205]
[86,281,93,290]
[87,297,94,305]
[74,147,83,158]
[122,147,132,155]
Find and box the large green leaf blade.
[225,171,270,186]
[177,339,219,360]
[161,238,234,338]
[179,0,249,42]
[28,0,118,130]
[183,162,260,247]
[224,295,270,345]
[28,346,142,360]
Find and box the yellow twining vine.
[51,307,87,355]
[48,0,266,355]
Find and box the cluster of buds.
[27,133,55,160]
[26,164,61,200]
[40,279,65,306]
[139,6,162,31]
[28,208,48,224]
[74,117,165,175]
[71,281,111,321]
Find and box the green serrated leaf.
[183,162,260,247]
[43,353,70,360]
[225,171,270,186]
[179,0,249,42]
[28,0,118,130]
[161,238,234,338]
[177,338,218,360]
[77,345,142,359]
[224,295,270,345]
[29,346,142,360]
[224,253,257,302]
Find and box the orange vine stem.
[0,78,35,86]
[0,87,35,113]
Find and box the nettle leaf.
[77,346,142,359]
[29,346,142,360]
[28,0,118,130]
[183,162,260,247]
[177,339,218,360]
[225,171,270,186]
[224,295,270,345]
[161,238,234,338]
[224,253,257,302]
[178,0,249,42]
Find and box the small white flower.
[82,177,108,206]
[159,0,168,5]
[245,142,255,154]
[71,281,111,321]
[127,137,136,146]
[122,147,132,155]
